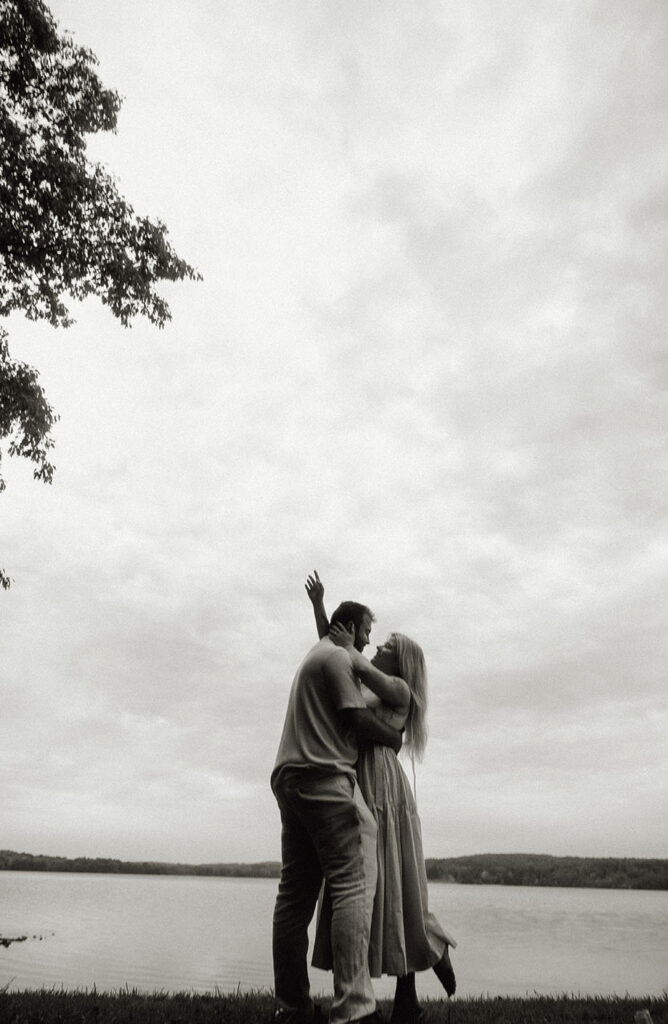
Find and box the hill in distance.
[1,850,666,890]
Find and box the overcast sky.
[2,0,666,864]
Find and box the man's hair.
[330,601,374,632]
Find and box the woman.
[305,572,457,1024]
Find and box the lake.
[0,871,666,999]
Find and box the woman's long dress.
[312,688,456,978]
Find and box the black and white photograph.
[1,1,666,1022]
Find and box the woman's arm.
[329,623,410,710]
[305,570,329,639]
[339,708,403,753]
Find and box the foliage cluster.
[0,0,199,585]
[0,323,57,589]
[0,0,199,328]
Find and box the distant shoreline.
[1,850,666,890]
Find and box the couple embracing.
[271,573,456,1024]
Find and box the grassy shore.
[0,990,666,1024]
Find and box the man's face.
[354,613,373,653]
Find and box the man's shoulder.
[302,638,353,674]
[306,637,349,659]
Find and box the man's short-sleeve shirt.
[272,638,367,784]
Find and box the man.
[271,600,403,1024]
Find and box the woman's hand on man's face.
[329,622,355,650]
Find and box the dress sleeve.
[322,648,368,712]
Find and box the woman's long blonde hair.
[391,632,428,761]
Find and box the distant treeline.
[1,850,666,890]
[0,851,278,878]
[425,853,668,890]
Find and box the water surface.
[1,871,666,998]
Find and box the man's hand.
[305,570,324,606]
[340,708,404,754]
[329,621,354,650]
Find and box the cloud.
[1,0,666,861]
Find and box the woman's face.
[371,635,400,676]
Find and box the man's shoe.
[273,1005,327,1024]
[352,1011,385,1024]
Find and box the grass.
[0,990,666,1024]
